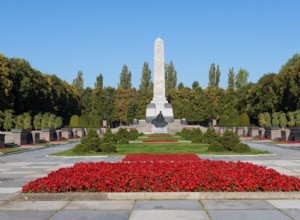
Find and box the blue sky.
[1,0,299,89]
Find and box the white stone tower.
[146,38,174,123]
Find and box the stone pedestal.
[235,127,244,136]
[152,125,168,133]
[281,129,290,141]
[40,128,57,142]
[0,134,5,148]
[73,128,85,138]
[248,127,259,137]
[56,130,62,140]
[32,131,40,144]
[61,128,73,139]
[289,127,300,141]
[264,127,281,139]
[11,129,32,145]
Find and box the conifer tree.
[165,61,177,96]
[227,67,235,90]
[118,65,132,89]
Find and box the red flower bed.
[122,154,200,162]
[22,160,300,193]
[143,140,178,143]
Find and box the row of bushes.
[0,110,63,131]
[219,112,251,126]
[72,128,143,153]
[177,128,250,153]
[258,111,300,128]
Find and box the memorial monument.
[146,38,174,125]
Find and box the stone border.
[16,192,300,201]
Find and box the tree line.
[1,52,300,129]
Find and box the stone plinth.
[32,131,40,144]
[281,129,290,141]
[235,127,244,136]
[40,128,57,142]
[258,128,265,138]
[248,127,259,137]
[61,128,73,139]
[289,127,300,141]
[73,128,85,138]
[10,129,33,145]
[56,130,62,140]
[264,128,281,139]
[152,125,168,133]
[0,134,4,147]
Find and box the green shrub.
[192,135,203,143]
[238,113,250,126]
[72,143,90,153]
[128,129,139,140]
[101,142,117,152]
[219,115,230,125]
[79,114,89,127]
[235,143,251,153]
[102,128,117,144]
[70,115,80,127]
[203,128,218,144]
[219,130,240,151]
[115,128,128,142]
[208,141,224,152]
[118,137,129,144]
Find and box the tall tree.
[72,71,84,95]
[0,54,13,111]
[90,74,105,126]
[208,63,216,87]
[235,68,249,89]
[165,61,177,97]
[118,65,132,89]
[139,62,152,94]
[215,65,221,87]
[136,62,152,119]
[227,67,235,90]
[208,63,221,88]
[192,81,200,90]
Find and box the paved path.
[1,141,300,219]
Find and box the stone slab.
[0,194,12,201]
[203,200,275,210]
[65,201,134,210]
[0,211,55,220]
[0,179,33,187]
[207,210,290,220]
[130,210,209,220]
[281,209,300,219]
[134,200,202,210]
[0,187,22,193]
[19,192,300,201]
[267,200,300,209]
[0,201,68,210]
[51,210,130,220]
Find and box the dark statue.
[152,111,168,128]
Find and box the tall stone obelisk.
[146,38,174,123]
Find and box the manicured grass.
[0,147,26,153]
[54,143,269,156]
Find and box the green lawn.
[54,143,269,156]
[0,147,26,153]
